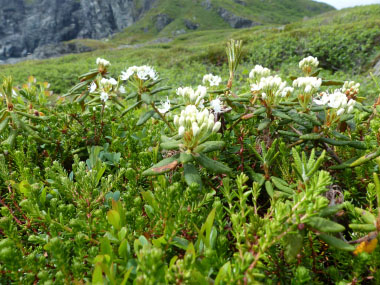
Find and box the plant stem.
[151,103,175,132]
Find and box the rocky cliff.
[0,0,156,59]
[0,0,334,62]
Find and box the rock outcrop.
[0,0,156,60]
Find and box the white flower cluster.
[251,75,291,99]
[299,56,319,72]
[173,105,221,140]
[314,91,356,115]
[293,77,322,94]
[202,74,222,87]
[121,65,158,81]
[341,81,360,96]
[89,77,117,102]
[210,98,222,114]
[157,97,171,114]
[176,85,207,107]
[100,78,117,88]
[96,58,110,68]
[249,65,271,82]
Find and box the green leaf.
[118,240,130,258]
[306,217,345,233]
[319,234,355,251]
[0,116,9,134]
[299,113,321,126]
[319,203,346,217]
[160,140,181,150]
[300,133,321,140]
[215,262,231,285]
[355,207,376,224]
[184,163,202,189]
[265,181,274,198]
[142,154,180,176]
[194,141,225,153]
[92,264,104,285]
[271,176,293,194]
[258,119,271,131]
[179,152,193,164]
[272,110,291,120]
[193,153,231,174]
[320,137,350,146]
[100,237,112,256]
[19,180,32,197]
[350,148,380,167]
[150,86,171,95]
[201,208,216,248]
[141,93,152,104]
[284,232,304,263]
[121,101,142,116]
[136,110,155,126]
[172,237,190,250]
[107,210,121,230]
[347,141,367,150]
[349,224,376,232]
[253,107,266,115]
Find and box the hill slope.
[1,5,379,97]
[0,0,333,61]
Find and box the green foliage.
[1,30,380,284]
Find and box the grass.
[1,5,379,100]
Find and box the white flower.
[249,65,271,82]
[299,56,319,71]
[96,58,110,67]
[313,90,356,115]
[203,74,222,87]
[177,86,207,108]
[119,86,126,94]
[314,92,330,106]
[100,92,109,102]
[121,65,158,81]
[89,82,97,93]
[341,81,360,96]
[337,108,345,116]
[261,93,267,99]
[178,126,185,137]
[100,78,117,86]
[157,97,171,114]
[281,87,294,97]
[251,75,288,99]
[121,67,136,80]
[293,77,322,94]
[192,122,200,137]
[176,105,221,142]
[210,98,222,114]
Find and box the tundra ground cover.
[0,38,380,284]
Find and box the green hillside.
[1,5,379,97]
[117,0,334,38]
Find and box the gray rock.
[155,14,173,32]
[184,19,199,30]
[233,0,247,6]
[0,0,156,60]
[217,7,260,28]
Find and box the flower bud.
[212,121,221,133]
[178,126,185,137]
[192,122,200,137]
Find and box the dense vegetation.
[1,4,380,285]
